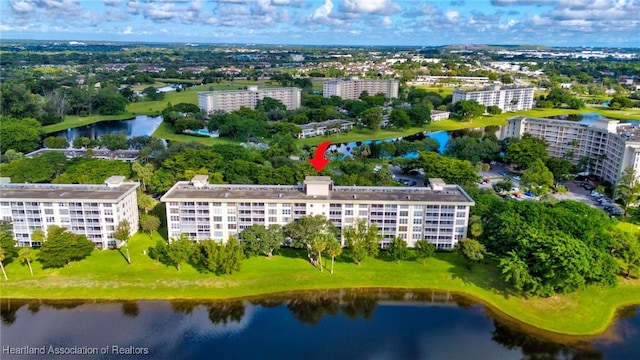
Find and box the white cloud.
[342,0,403,15]
[309,0,343,25]
[103,0,121,6]
[382,16,392,26]
[445,10,460,23]
[122,26,133,34]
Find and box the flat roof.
[0,183,139,202]
[162,183,475,205]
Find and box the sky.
[1,0,639,47]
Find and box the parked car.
[512,176,521,181]
[524,191,535,197]
[511,186,519,191]
[498,171,507,176]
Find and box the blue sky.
[2,0,639,47]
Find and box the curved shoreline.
[2,286,638,344]
[2,281,639,338]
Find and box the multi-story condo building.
[161,176,474,250]
[452,85,534,112]
[0,176,139,249]
[501,117,640,184]
[430,110,451,121]
[323,79,399,100]
[198,86,301,114]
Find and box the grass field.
[1,231,638,337]
[152,122,239,146]
[42,113,136,133]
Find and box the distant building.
[297,120,354,139]
[430,110,450,122]
[0,176,139,249]
[161,176,474,249]
[412,76,491,86]
[198,86,301,114]
[323,79,399,100]
[452,85,534,112]
[501,116,640,184]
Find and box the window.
[414,211,423,217]
[399,218,408,224]
[399,211,408,217]
[44,209,54,215]
[282,209,291,215]
[358,210,368,216]
[456,211,466,218]
[345,210,353,216]
[455,219,466,226]
[268,217,277,223]
[228,216,236,222]
[399,226,407,232]
[213,216,223,222]
[45,217,55,222]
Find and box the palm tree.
[0,248,8,280]
[310,233,329,272]
[18,248,34,276]
[325,236,342,275]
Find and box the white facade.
[323,79,399,100]
[0,176,139,249]
[198,86,301,114]
[452,85,534,112]
[430,110,451,121]
[501,117,640,184]
[297,120,354,139]
[161,176,474,250]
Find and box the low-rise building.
[297,120,354,139]
[198,86,301,114]
[501,116,640,184]
[452,85,534,112]
[430,110,451,121]
[0,176,139,249]
[161,176,475,250]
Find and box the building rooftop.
[162,176,475,205]
[616,123,640,141]
[298,119,354,130]
[0,177,139,201]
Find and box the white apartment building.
[297,120,354,139]
[323,79,399,100]
[0,176,139,249]
[430,110,451,121]
[501,117,640,184]
[161,176,474,250]
[198,86,301,114]
[452,85,534,112]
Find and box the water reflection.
[1,290,638,360]
[52,115,163,143]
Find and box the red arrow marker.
[309,141,331,172]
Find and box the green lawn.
[152,122,240,146]
[1,231,638,336]
[42,113,136,133]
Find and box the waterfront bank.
[1,232,638,337]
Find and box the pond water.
[1,290,638,360]
[328,131,452,159]
[52,115,163,143]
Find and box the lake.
[1,290,638,360]
[545,112,640,125]
[52,115,163,143]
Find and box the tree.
[360,107,383,132]
[142,86,164,101]
[31,228,46,244]
[132,162,154,192]
[344,219,381,265]
[486,105,502,115]
[43,136,69,149]
[309,233,330,271]
[284,215,337,250]
[99,134,129,151]
[412,151,480,187]
[325,236,343,274]
[505,134,548,169]
[414,240,435,265]
[139,214,160,238]
[240,224,283,258]
[610,229,640,278]
[137,191,158,214]
[469,215,483,239]
[39,225,94,268]
[455,238,486,270]
[521,159,554,194]
[387,236,409,263]
[0,116,43,154]
[166,234,194,272]
[499,251,536,292]
[18,247,35,276]
[453,100,485,121]
[389,109,411,129]
[616,166,640,215]
[545,157,574,180]
[218,236,245,275]
[114,219,132,264]
[0,248,7,280]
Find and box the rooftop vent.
[105,176,125,188]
